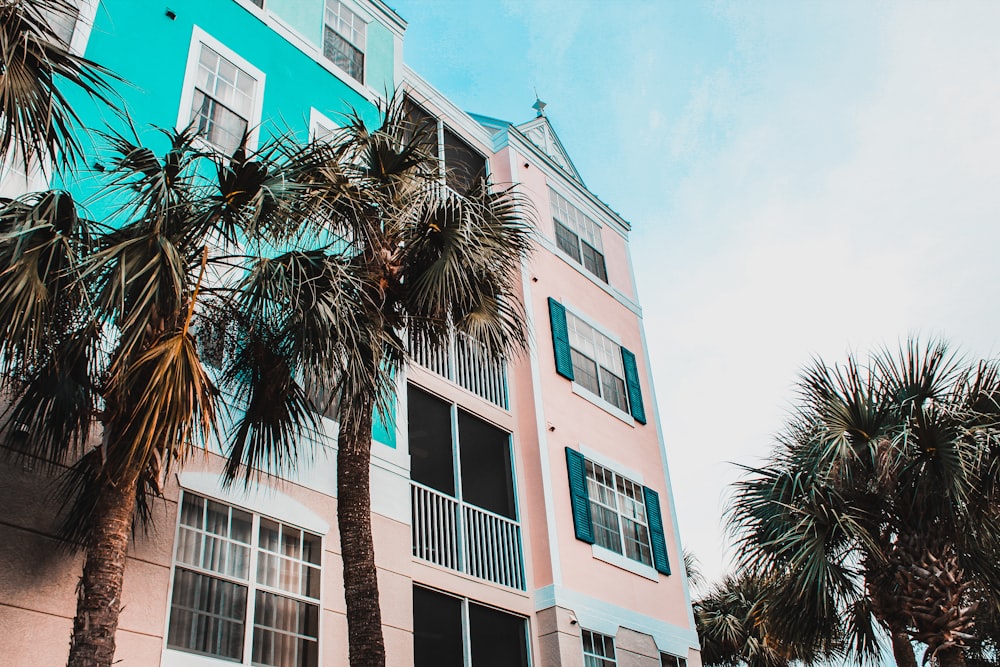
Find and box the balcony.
[411,482,525,591]
[408,329,508,409]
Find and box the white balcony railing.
[408,330,508,409]
[411,482,525,591]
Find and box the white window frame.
[176,27,266,153]
[582,628,617,667]
[322,0,367,84]
[550,187,607,282]
[661,653,688,667]
[162,489,325,667]
[585,459,654,570]
[309,108,341,145]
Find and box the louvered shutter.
[621,347,646,424]
[643,486,671,575]
[565,447,594,544]
[548,298,575,380]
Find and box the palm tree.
[0,124,307,665]
[730,340,1000,667]
[0,94,531,667]
[246,95,533,666]
[693,570,841,667]
[0,0,120,170]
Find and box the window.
[567,312,628,412]
[177,31,263,155]
[403,96,488,195]
[547,298,646,424]
[661,653,688,667]
[408,385,516,520]
[408,385,525,589]
[565,448,671,575]
[582,629,616,667]
[189,45,257,154]
[323,0,365,83]
[586,460,652,566]
[167,493,321,667]
[413,586,529,667]
[550,188,607,282]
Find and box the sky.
[387,0,1000,584]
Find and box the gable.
[515,116,585,184]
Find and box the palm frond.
[0,0,122,169]
[0,190,93,374]
[103,327,218,482]
[220,328,318,486]
[1,323,99,466]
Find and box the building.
[0,1,701,665]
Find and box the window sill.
[591,544,659,581]
[571,383,635,426]
[161,648,238,667]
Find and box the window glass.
[585,461,653,566]
[190,44,256,154]
[402,95,489,192]
[661,654,687,667]
[582,629,616,667]
[566,313,629,412]
[414,587,528,667]
[167,493,321,667]
[443,127,486,194]
[550,189,607,282]
[554,222,582,263]
[324,0,365,82]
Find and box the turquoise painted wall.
[81,0,384,142]
[63,0,399,447]
[365,21,395,98]
[269,0,324,47]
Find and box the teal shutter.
[565,447,594,544]
[548,298,575,380]
[643,486,671,575]
[621,347,646,424]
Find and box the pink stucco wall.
[500,142,695,633]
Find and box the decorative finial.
[532,88,547,117]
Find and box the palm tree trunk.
[888,627,917,667]
[67,471,139,667]
[337,402,386,667]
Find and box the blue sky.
[389,0,1000,583]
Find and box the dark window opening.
[458,410,516,519]
[408,385,455,496]
[413,587,528,667]
[413,587,464,667]
[469,602,529,667]
[443,127,486,195]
